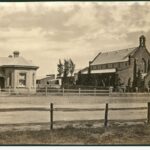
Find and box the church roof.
[0,56,38,69]
[91,47,138,65]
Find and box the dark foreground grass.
[0,124,150,145]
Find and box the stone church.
[0,51,39,93]
[79,35,150,89]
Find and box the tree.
[86,66,93,85]
[63,59,70,77]
[57,58,76,86]
[148,59,150,72]
[127,78,131,92]
[63,59,70,85]
[77,71,82,85]
[115,74,121,86]
[148,80,150,88]
[57,59,63,78]
[69,59,75,77]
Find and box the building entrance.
[0,77,5,89]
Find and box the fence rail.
[36,88,150,97]
[0,87,150,97]
[48,102,150,130]
[36,88,110,96]
[0,106,147,112]
[0,101,149,130]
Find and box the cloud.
[0,2,150,76]
[0,3,79,31]
[125,30,150,48]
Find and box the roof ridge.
[123,47,138,59]
[101,47,137,54]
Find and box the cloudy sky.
[0,2,150,77]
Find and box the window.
[112,63,114,68]
[93,66,96,70]
[32,73,35,87]
[102,65,105,69]
[142,58,147,73]
[109,64,112,68]
[9,73,11,87]
[106,64,108,69]
[19,73,26,87]
[98,65,101,69]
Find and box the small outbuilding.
[0,51,39,94]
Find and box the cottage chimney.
[8,55,12,58]
[13,51,20,58]
[139,35,146,47]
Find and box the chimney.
[13,51,20,58]
[139,35,146,47]
[8,55,12,58]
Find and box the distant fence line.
[0,87,150,96]
[36,87,150,97]
[0,87,110,96]
[36,87,110,96]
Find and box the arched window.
[142,58,147,73]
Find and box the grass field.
[0,123,150,145]
[0,95,148,125]
[0,95,149,144]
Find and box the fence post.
[147,102,150,123]
[136,87,138,93]
[50,103,53,130]
[9,86,11,95]
[79,88,80,96]
[109,87,113,96]
[104,103,109,127]
[45,86,47,96]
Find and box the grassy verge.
[0,123,150,145]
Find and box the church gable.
[132,35,150,74]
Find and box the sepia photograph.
[0,1,150,145]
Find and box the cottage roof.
[0,56,38,69]
[91,47,138,65]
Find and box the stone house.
[0,51,39,93]
[79,35,150,89]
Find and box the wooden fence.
[48,102,150,130]
[0,87,150,97]
[36,88,150,97]
[36,88,111,96]
[0,102,150,130]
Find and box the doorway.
[0,77,5,89]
